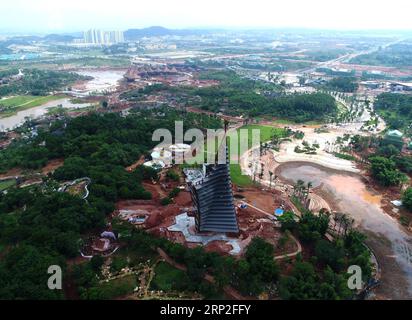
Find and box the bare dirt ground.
[0,167,22,179]
[363,231,411,300]
[42,158,64,175]
[337,62,412,78]
[235,193,298,257]
[276,161,412,299]
[125,156,145,172]
[116,167,298,257]
[0,158,64,180]
[237,189,282,213]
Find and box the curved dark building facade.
[188,147,239,234]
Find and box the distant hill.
[124,26,217,40]
[2,33,81,44]
[44,34,76,42]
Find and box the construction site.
[114,172,299,258]
[114,131,300,259]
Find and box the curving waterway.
[0,98,89,132]
[277,162,412,299]
[0,69,126,132]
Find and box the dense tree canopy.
[198,87,337,123]
[279,210,372,300]
[402,187,412,211]
[369,156,408,186]
[0,245,65,300]
[0,69,89,96]
[323,77,359,93]
[0,109,222,299]
[374,93,412,129]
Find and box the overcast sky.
[1,0,412,33]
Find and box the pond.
[278,162,412,297]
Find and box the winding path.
[238,200,302,260]
[157,247,248,300]
[239,135,412,298]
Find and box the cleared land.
[0,95,66,117]
[229,124,286,187]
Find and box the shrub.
[161,197,173,206]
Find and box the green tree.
[402,187,412,211]
[369,156,407,186]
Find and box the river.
[277,162,412,299]
[0,98,90,132]
[0,69,126,132]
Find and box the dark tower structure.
[188,123,239,234]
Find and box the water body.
[74,69,125,95]
[278,162,412,298]
[0,98,89,131]
[0,69,125,131]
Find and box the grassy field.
[150,262,224,299]
[0,179,16,191]
[46,104,98,116]
[0,54,130,70]
[230,164,254,187]
[85,274,136,300]
[0,95,66,117]
[151,262,190,292]
[228,125,287,187]
[237,124,285,143]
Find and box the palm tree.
[304,182,313,208]
[294,179,305,200]
[224,119,229,132]
[259,163,265,180]
[306,182,313,200]
[269,171,274,189]
[340,214,354,236]
[333,212,344,235]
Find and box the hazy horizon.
[1,0,412,34]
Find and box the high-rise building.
[187,145,239,234]
[83,29,124,44]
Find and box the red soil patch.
[0,167,22,179]
[238,189,280,213]
[126,156,145,172]
[116,171,296,257]
[42,158,64,175]
[0,158,64,179]
[204,241,233,255]
[174,190,192,207]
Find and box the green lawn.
[0,179,16,191]
[0,95,66,117]
[151,262,190,292]
[189,124,286,187]
[85,275,137,300]
[228,125,287,187]
[236,124,286,143]
[230,164,253,187]
[46,104,98,116]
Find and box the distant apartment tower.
[83,29,124,44]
